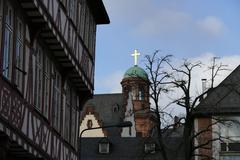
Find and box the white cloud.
[103,0,228,39]
[135,9,191,36]
[96,54,240,97]
[95,54,240,119]
[197,16,227,37]
[156,53,240,117]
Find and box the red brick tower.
[121,50,156,137]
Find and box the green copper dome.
[124,65,148,80]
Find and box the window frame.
[43,54,51,119]
[64,83,71,141]
[14,17,25,92]
[33,42,43,111]
[2,1,14,80]
[52,67,62,131]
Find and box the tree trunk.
[156,111,169,160]
[183,115,194,160]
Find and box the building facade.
[0,0,109,159]
[194,65,240,160]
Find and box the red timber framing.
[0,0,109,159]
[0,78,78,160]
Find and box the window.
[52,68,61,131]
[99,143,109,154]
[34,43,43,111]
[71,90,77,146]
[2,2,13,80]
[221,143,240,152]
[79,0,86,38]
[43,56,51,118]
[144,143,156,154]
[131,87,137,100]
[68,0,76,22]
[139,86,145,100]
[15,18,25,92]
[220,155,240,160]
[83,6,89,47]
[98,138,110,154]
[112,104,119,113]
[64,84,78,145]
[87,120,93,129]
[88,15,96,56]
[71,106,77,146]
[64,84,71,141]
[77,1,82,32]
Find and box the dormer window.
[144,143,156,154]
[112,104,120,113]
[98,138,110,154]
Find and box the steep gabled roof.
[83,93,125,136]
[195,65,240,116]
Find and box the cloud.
[95,53,240,120]
[103,0,228,39]
[155,53,240,117]
[96,54,240,96]
[135,9,191,36]
[196,16,227,37]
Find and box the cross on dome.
[131,49,140,66]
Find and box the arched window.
[139,86,145,100]
[87,120,93,129]
[112,104,119,113]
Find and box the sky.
[94,0,240,95]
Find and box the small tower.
[121,50,156,137]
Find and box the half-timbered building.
[0,0,109,159]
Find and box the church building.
[0,0,109,159]
[80,50,157,137]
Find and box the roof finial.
[131,49,140,66]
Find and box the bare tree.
[207,56,229,88]
[144,52,238,160]
[144,50,172,160]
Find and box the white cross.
[131,49,140,66]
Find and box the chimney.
[201,79,207,93]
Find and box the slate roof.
[83,93,125,136]
[194,65,240,116]
[80,137,184,160]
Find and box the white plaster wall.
[212,116,240,159]
[212,117,221,160]
[79,114,105,137]
[121,92,136,137]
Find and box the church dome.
[123,65,148,80]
